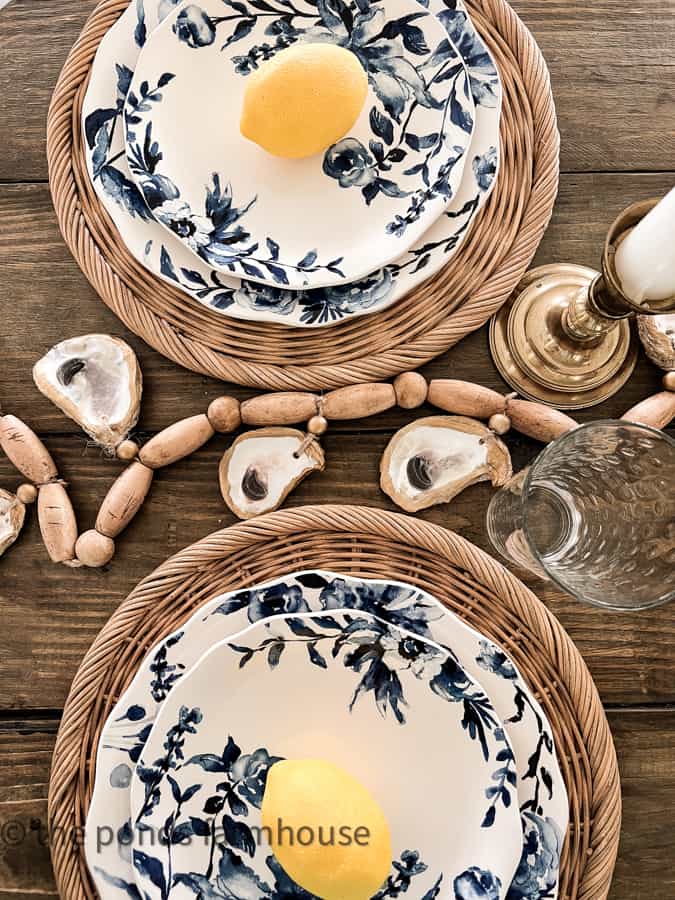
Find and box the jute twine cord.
[48,506,620,899]
[47,0,558,389]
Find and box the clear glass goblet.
[486,420,675,610]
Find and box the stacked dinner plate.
[86,570,568,899]
[82,0,502,327]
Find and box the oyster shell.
[0,489,25,558]
[33,335,142,452]
[380,416,512,512]
[219,427,325,519]
[638,314,675,370]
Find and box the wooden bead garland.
[2,370,673,566]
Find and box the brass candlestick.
[490,199,675,408]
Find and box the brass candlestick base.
[490,264,638,409]
[490,198,673,409]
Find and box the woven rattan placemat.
[47,0,558,389]
[48,506,620,899]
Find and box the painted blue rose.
[230,748,278,806]
[173,5,216,48]
[323,138,375,188]
[476,639,517,680]
[319,268,393,312]
[249,583,311,622]
[234,282,298,315]
[506,813,563,900]
[454,866,502,900]
[473,148,498,191]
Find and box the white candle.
[614,186,675,304]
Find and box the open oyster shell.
[0,489,25,558]
[638,314,675,370]
[33,335,142,452]
[219,427,325,519]
[380,416,512,512]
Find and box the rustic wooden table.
[1,0,674,896]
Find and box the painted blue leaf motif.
[99,166,153,221]
[159,245,178,280]
[296,573,330,589]
[222,814,256,857]
[116,63,134,101]
[267,642,285,668]
[370,107,395,145]
[190,816,211,837]
[297,250,318,269]
[84,107,117,150]
[266,237,280,260]
[157,72,175,88]
[421,874,444,900]
[307,642,328,668]
[134,0,147,47]
[92,127,111,176]
[132,850,166,897]
[171,820,195,844]
[223,18,256,47]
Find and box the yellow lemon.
[240,44,368,159]
[261,758,392,899]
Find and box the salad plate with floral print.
[128,610,522,899]
[82,0,501,325]
[123,0,475,290]
[85,571,567,900]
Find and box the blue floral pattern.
[119,0,474,289]
[83,0,500,325]
[128,612,516,899]
[87,572,565,900]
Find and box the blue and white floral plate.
[82,0,501,325]
[85,572,567,900]
[129,610,522,899]
[123,0,475,290]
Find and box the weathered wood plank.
[1,0,674,180]
[0,710,673,897]
[0,174,671,434]
[0,430,674,711]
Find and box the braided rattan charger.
[48,506,620,899]
[47,0,558,390]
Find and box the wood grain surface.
[0,0,674,896]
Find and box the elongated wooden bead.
[323,384,396,420]
[622,392,675,430]
[427,380,505,418]
[507,399,578,443]
[241,393,318,426]
[38,482,77,563]
[96,462,154,538]
[0,415,58,484]
[139,415,214,469]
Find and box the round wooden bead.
[663,371,675,392]
[16,483,38,504]
[207,396,242,433]
[75,529,115,567]
[307,415,328,436]
[393,372,428,409]
[488,413,511,435]
[116,439,139,461]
